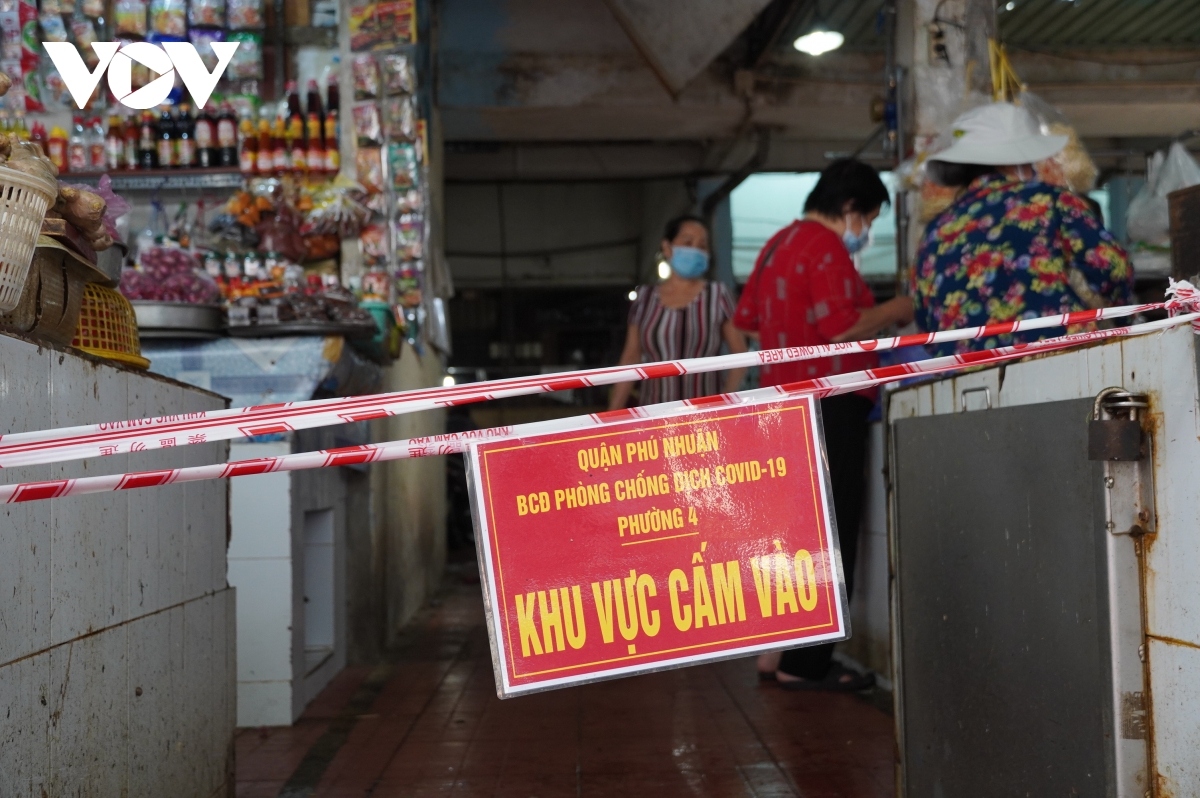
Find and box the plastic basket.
[0,166,57,314]
[71,284,150,370]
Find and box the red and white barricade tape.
[0,298,1190,470]
[3,311,1195,504]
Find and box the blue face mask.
[670,246,709,278]
[842,222,871,255]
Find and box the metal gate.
[891,397,1148,797]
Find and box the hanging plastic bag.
[1127,142,1200,249]
[1018,90,1097,194]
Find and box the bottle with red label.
[217,102,238,167]
[47,125,68,172]
[157,106,176,169]
[30,122,47,158]
[195,106,215,168]
[323,111,339,174]
[255,113,273,176]
[67,116,87,173]
[305,113,324,177]
[121,115,138,169]
[176,104,196,168]
[105,114,123,171]
[88,117,105,170]
[271,114,288,174]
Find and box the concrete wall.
[368,345,449,645]
[0,337,234,797]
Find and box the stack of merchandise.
[347,1,426,353]
[3,0,267,174]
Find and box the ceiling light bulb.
[628,289,638,301]
[1005,1,1015,9]
[793,29,844,56]
[657,261,671,279]
[442,375,456,387]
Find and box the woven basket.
[71,284,150,370]
[0,166,57,313]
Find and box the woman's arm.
[607,324,643,411]
[720,320,749,394]
[829,296,915,343]
[1057,192,1135,306]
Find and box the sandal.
[777,664,875,692]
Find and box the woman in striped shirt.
[608,215,748,410]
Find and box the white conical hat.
[930,102,1068,166]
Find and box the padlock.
[1087,389,1146,461]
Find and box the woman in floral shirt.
[913,103,1134,357]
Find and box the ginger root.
[0,71,11,98]
[55,185,107,235]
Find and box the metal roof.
[770,0,1200,55]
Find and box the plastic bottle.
[271,114,288,174]
[13,111,29,140]
[325,58,340,119]
[217,102,239,167]
[157,106,176,168]
[255,113,273,176]
[195,106,215,168]
[67,116,88,173]
[286,112,305,173]
[122,115,139,170]
[47,125,68,172]
[305,112,324,176]
[239,117,257,175]
[29,122,46,157]
[323,111,339,174]
[138,112,158,169]
[88,117,106,170]
[105,114,123,171]
[176,104,196,168]
[305,79,323,122]
[285,80,301,120]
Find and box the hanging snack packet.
[352,54,379,100]
[387,141,419,190]
[383,95,416,142]
[188,0,225,27]
[188,27,226,71]
[381,53,415,95]
[70,18,101,67]
[355,146,384,193]
[82,0,105,17]
[149,0,186,36]
[226,31,262,79]
[227,0,263,29]
[115,0,149,37]
[352,101,382,144]
[39,13,69,42]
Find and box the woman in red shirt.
[735,159,913,691]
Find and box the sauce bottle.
[255,113,273,176]
[29,122,47,158]
[305,79,323,122]
[323,111,339,174]
[157,106,176,168]
[105,113,123,171]
[176,104,196,168]
[217,102,239,167]
[138,112,158,169]
[271,114,288,174]
[67,115,88,173]
[47,125,68,172]
[195,106,215,168]
[123,115,139,170]
[88,117,106,170]
[305,112,324,176]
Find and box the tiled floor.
[236,579,895,797]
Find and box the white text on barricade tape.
[0,301,1185,470]
[3,313,1195,503]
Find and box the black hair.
[662,214,709,245]
[803,159,890,216]
[927,160,998,189]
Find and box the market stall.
[0,0,448,730]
